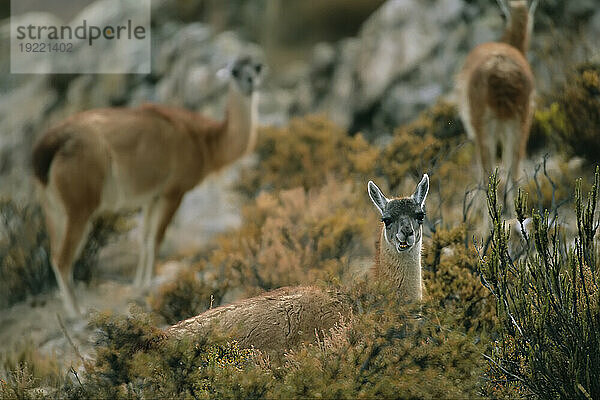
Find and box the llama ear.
[368,180,389,215]
[412,174,429,209]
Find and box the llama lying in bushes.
[166,175,429,354]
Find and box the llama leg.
[141,193,183,287]
[472,114,495,228]
[134,201,156,287]
[42,197,62,258]
[501,116,530,217]
[53,212,93,317]
[481,117,497,183]
[154,193,184,253]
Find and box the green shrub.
[273,279,486,399]
[0,365,55,400]
[480,168,600,399]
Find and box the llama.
[456,0,538,209]
[165,175,429,354]
[31,56,264,317]
[368,175,429,302]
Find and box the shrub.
[383,102,470,190]
[25,286,485,399]
[221,181,372,292]
[60,307,271,399]
[0,198,132,309]
[236,115,380,197]
[423,225,497,336]
[0,365,55,400]
[534,63,600,164]
[479,168,600,398]
[73,212,133,283]
[0,200,53,308]
[382,104,476,229]
[278,306,484,398]
[0,339,63,397]
[150,264,230,325]
[401,100,465,140]
[152,179,374,322]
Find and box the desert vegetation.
[1,0,600,398]
[3,78,598,395]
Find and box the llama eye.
[231,67,240,78]
[381,217,393,227]
[415,211,425,223]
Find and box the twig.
[482,353,527,385]
[69,366,86,395]
[56,313,85,364]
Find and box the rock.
[0,76,55,198]
[321,38,360,129]
[300,0,468,132]
[0,13,61,89]
[355,0,463,110]
[51,0,151,74]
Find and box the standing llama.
[166,175,429,354]
[31,56,264,316]
[456,0,538,209]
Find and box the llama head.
[218,56,265,96]
[368,174,429,253]
[497,0,538,32]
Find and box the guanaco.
[166,175,430,354]
[456,0,538,206]
[32,57,264,316]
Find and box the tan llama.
[165,175,429,354]
[368,175,428,301]
[31,57,264,316]
[456,0,538,204]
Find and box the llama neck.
[376,228,423,302]
[218,84,258,166]
[501,7,530,54]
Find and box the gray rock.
[354,0,464,110]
